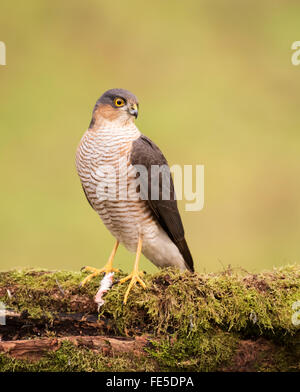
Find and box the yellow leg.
[80,241,119,287]
[119,236,146,304]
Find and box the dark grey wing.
[131,135,194,272]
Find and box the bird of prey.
[76,88,194,303]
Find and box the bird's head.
[90,88,139,129]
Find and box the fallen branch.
[0,335,151,361]
[0,266,299,371]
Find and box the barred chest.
[76,125,158,251]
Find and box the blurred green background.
[1,0,300,274]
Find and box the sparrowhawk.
[76,88,194,303]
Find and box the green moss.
[99,265,299,371]
[0,341,158,372]
[100,265,300,340]
[0,265,299,371]
[0,269,99,320]
[1,265,299,338]
[147,331,238,371]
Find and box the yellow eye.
[114,97,125,107]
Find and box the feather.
[131,135,194,272]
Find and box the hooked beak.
[128,103,138,119]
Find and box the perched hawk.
[76,89,194,303]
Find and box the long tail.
[175,238,194,272]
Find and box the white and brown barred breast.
[76,123,186,270]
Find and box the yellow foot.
[80,265,119,287]
[119,270,146,304]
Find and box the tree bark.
[0,335,151,362]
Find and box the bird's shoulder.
[131,134,168,167]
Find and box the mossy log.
[0,266,299,372]
[0,335,152,362]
